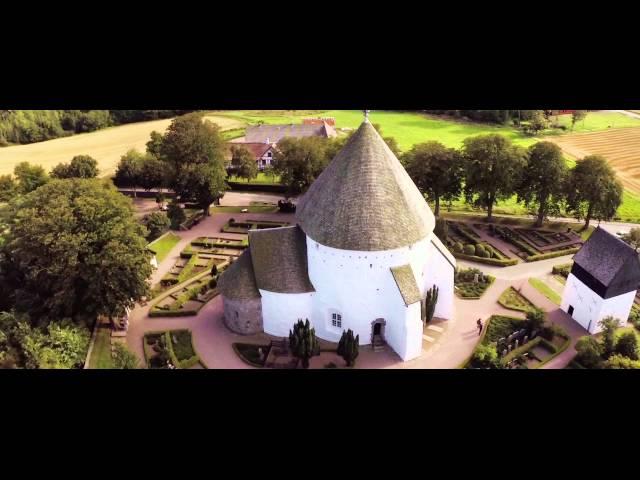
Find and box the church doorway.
[373,323,382,336]
[371,319,386,350]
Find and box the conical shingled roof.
[296,120,435,251]
[217,250,261,300]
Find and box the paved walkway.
[125,209,588,369]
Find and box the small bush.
[475,244,485,256]
[480,250,490,258]
[615,331,639,360]
[575,336,603,369]
[463,244,476,255]
[453,242,464,253]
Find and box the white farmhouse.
[561,227,640,334]
[218,118,456,361]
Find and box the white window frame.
[328,310,343,330]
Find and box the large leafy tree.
[566,155,623,228]
[13,162,49,194]
[272,137,331,195]
[230,145,258,182]
[139,155,167,192]
[571,110,588,131]
[404,141,463,216]
[517,141,568,227]
[1,179,152,324]
[51,155,99,179]
[114,149,144,196]
[462,134,527,222]
[160,113,227,214]
[146,130,165,158]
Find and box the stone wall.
[222,296,263,335]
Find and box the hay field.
[549,126,640,194]
[0,114,242,178]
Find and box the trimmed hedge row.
[452,252,518,267]
[526,247,580,262]
[552,262,573,276]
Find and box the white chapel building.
[561,227,640,334]
[218,118,456,361]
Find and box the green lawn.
[528,278,562,305]
[227,172,282,185]
[147,232,181,263]
[551,111,640,133]
[88,325,113,369]
[498,287,537,313]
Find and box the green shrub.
[604,354,640,369]
[463,244,476,255]
[453,242,463,253]
[475,244,485,256]
[470,343,499,369]
[480,250,490,258]
[615,331,639,360]
[526,247,580,262]
[526,308,545,332]
[575,336,603,369]
[552,263,573,277]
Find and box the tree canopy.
[518,141,568,227]
[0,179,152,323]
[160,113,227,213]
[13,162,49,194]
[272,137,332,196]
[404,141,463,216]
[462,134,527,221]
[566,155,623,228]
[230,145,258,182]
[51,155,100,179]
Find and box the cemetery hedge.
[526,247,580,262]
[452,252,518,266]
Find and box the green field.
[551,111,640,133]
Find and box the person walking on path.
[477,318,483,336]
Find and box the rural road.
[612,110,640,120]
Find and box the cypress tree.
[337,329,360,367]
[288,319,319,369]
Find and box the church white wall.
[261,291,314,338]
[421,240,455,320]
[306,234,450,361]
[561,273,635,334]
[598,290,635,332]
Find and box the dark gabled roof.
[571,227,640,298]
[217,249,261,300]
[248,225,315,294]
[390,264,422,307]
[245,123,337,143]
[296,120,435,251]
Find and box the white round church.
[218,118,456,361]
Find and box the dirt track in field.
[0,114,245,178]
[549,126,640,194]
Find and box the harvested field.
[0,114,242,178]
[549,127,640,194]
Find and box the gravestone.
[514,339,519,349]
[502,349,508,357]
[531,330,538,339]
[508,344,513,353]
[523,335,529,344]
[473,274,479,284]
